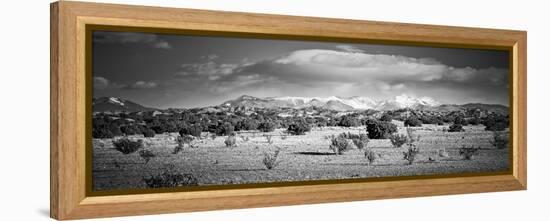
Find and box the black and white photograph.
[91,30,510,191]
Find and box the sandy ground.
[92,122,510,191]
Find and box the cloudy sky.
[92,31,509,109]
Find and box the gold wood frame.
[50,1,527,220]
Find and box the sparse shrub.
[174,135,194,154]
[139,149,156,164]
[490,131,509,149]
[364,148,376,165]
[419,115,439,125]
[240,135,250,142]
[112,138,143,154]
[287,122,311,135]
[402,147,419,165]
[92,126,114,138]
[142,128,155,137]
[120,125,141,135]
[225,135,237,147]
[448,123,464,132]
[389,134,407,148]
[483,114,508,131]
[338,115,361,127]
[380,113,393,122]
[179,124,202,138]
[172,145,183,154]
[235,119,258,131]
[150,125,165,134]
[404,116,422,127]
[262,147,281,170]
[264,134,274,145]
[467,117,481,125]
[329,134,353,155]
[459,145,479,160]
[366,119,397,139]
[258,121,276,132]
[214,122,235,136]
[406,127,421,144]
[143,166,198,188]
[351,135,369,150]
[402,128,420,165]
[92,123,122,138]
[453,116,468,126]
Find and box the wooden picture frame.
[50,1,527,220]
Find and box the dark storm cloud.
[93,31,172,49]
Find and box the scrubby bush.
[143,166,198,188]
[402,147,419,165]
[380,113,393,122]
[490,131,509,149]
[329,134,353,155]
[224,135,237,147]
[402,128,421,165]
[366,119,397,139]
[214,122,235,136]
[351,135,369,150]
[139,149,156,164]
[258,121,276,132]
[338,115,361,127]
[287,122,311,135]
[142,128,155,137]
[235,119,258,131]
[459,145,479,160]
[364,148,376,165]
[174,135,195,154]
[92,123,122,138]
[404,116,422,127]
[262,147,281,170]
[264,134,274,145]
[453,116,468,126]
[483,114,509,131]
[448,123,464,132]
[112,138,143,154]
[179,124,202,138]
[389,133,407,148]
[467,117,481,125]
[120,125,141,135]
[92,126,115,139]
[420,115,443,125]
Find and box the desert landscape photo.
[91,30,510,191]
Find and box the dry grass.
[93,124,510,191]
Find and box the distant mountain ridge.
[93,97,155,112]
[92,95,509,114]
[222,94,444,111]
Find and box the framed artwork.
[50,1,527,220]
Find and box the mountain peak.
[93,96,154,112]
[221,94,440,111]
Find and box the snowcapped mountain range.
[92,95,508,114]
[222,94,441,111]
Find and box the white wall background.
[0,0,546,220]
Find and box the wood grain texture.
[50,1,527,219]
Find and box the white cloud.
[335,45,364,53]
[201,54,219,60]
[93,76,109,89]
[267,49,506,85]
[93,76,125,90]
[130,81,158,89]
